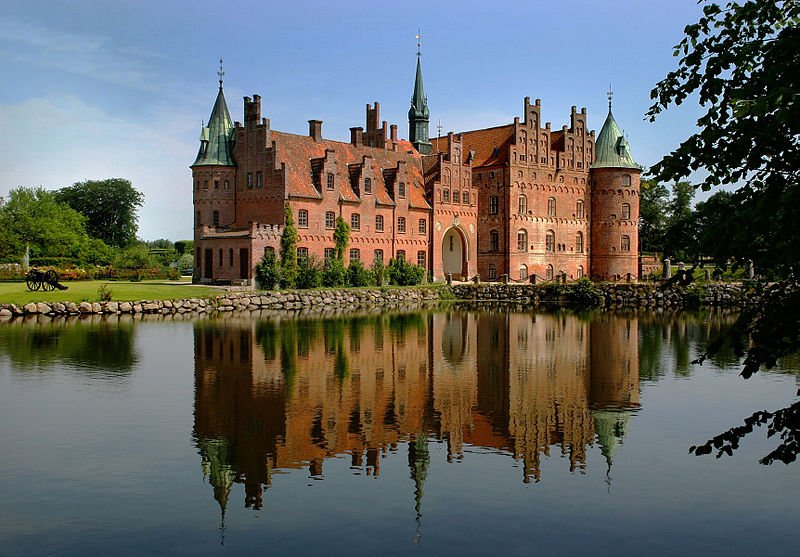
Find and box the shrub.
[296,255,323,289]
[387,258,425,286]
[255,250,281,290]
[322,258,347,287]
[566,277,603,307]
[371,257,386,286]
[347,259,374,287]
[98,283,113,301]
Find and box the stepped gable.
[272,130,431,210]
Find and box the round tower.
[589,91,640,281]
[191,59,237,281]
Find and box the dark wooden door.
[204,248,213,279]
[239,248,249,279]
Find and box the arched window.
[576,232,584,253]
[546,264,554,280]
[212,210,219,227]
[519,264,528,281]
[488,264,497,280]
[364,177,372,194]
[621,235,631,252]
[576,200,585,219]
[546,230,555,252]
[298,209,308,228]
[577,265,584,279]
[547,197,556,217]
[518,195,527,215]
[490,230,499,252]
[622,174,632,186]
[622,203,631,220]
[517,229,527,251]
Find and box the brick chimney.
[309,120,323,142]
[350,127,364,148]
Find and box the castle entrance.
[442,227,466,280]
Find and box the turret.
[408,35,432,155]
[589,89,641,281]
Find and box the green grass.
[0,279,220,305]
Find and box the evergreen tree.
[280,205,298,288]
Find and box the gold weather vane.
[218,58,225,88]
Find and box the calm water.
[0,309,797,556]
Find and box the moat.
[1,309,797,555]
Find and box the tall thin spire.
[409,31,432,155]
[193,59,236,167]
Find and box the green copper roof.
[591,109,638,170]
[409,54,430,120]
[193,85,235,167]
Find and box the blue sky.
[0,0,706,241]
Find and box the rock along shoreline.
[0,282,751,321]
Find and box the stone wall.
[0,287,445,319]
[450,282,748,308]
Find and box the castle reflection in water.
[193,311,639,513]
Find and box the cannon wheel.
[26,272,41,291]
[42,270,58,292]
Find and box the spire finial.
[416,30,422,56]
[607,83,613,112]
[218,58,225,89]
[437,119,442,138]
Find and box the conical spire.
[193,59,236,167]
[408,32,432,155]
[591,88,638,169]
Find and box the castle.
[191,53,640,284]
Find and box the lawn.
[0,279,222,305]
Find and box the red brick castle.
[192,54,640,285]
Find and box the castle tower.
[408,34,432,155]
[191,59,237,281]
[589,90,640,280]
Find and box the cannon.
[25,269,68,292]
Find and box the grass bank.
[0,279,219,305]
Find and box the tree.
[56,178,144,248]
[647,0,800,463]
[0,186,97,262]
[279,205,298,288]
[693,191,737,263]
[639,179,670,254]
[663,181,697,261]
[333,217,350,261]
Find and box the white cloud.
[0,96,198,240]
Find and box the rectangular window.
[364,178,372,194]
[224,180,229,189]
[397,216,406,233]
[463,191,470,205]
[351,213,360,230]
[298,209,309,228]
[212,210,219,227]
[349,248,360,261]
[443,189,450,203]
[489,196,498,215]
[325,211,335,229]
[418,219,426,235]
[218,248,223,266]
[520,154,526,161]
[256,172,263,188]
[203,180,209,190]
[214,180,219,189]
[376,215,384,232]
[399,182,406,198]
[229,248,233,266]
[374,249,384,261]
[397,250,406,261]
[324,248,335,261]
[622,203,631,220]
[327,172,335,190]
[247,173,253,188]
[297,247,309,261]
[417,251,426,268]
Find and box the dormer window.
[327,173,335,190]
[398,182,406,198]
[364,177,372,194]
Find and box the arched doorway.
[442,227,466,279]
